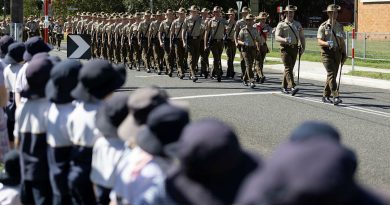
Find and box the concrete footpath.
[219,54,390,90]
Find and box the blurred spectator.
[0,150,22,205]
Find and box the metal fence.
[267,30,390,61]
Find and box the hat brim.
[136,126,164,156]
[3,53,19,65]
[118,113,142,143]
[0,173,20,186]
[166,151,261,204]
[283,9,297,12]
[45,80,74,104]
[96,110,120,138]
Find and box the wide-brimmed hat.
[289,121,341,142]
[323,4,341,12]
[226,8,236,15]
[155,10,163,16]
[45,59,81,104]
[201,8,209,13]
[165,119,262,205]
[166,9,174,14]
[212,6,221,12]
[245,14,256,20]
[96,93,129,138]
[236,137,358,205]
[21,57,53,99]
[0,150,21,186]
[256,12,269,19]
[4,42,25,64]
[242,6,251,13]
[71,59,126,102]
[137,104,189,157]
[118,86,169,143]
[23,36,52,62]
[284,5,298,12]
[144,10,152,15]
[188,5,199,12]
[0,35,15,58]
[177,7,186,14]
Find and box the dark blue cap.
[23,37,52,61]
[71,59,126,102]
[0,35,15,58]
[21,57,53,99]
[45,59,82,103]
[95,93,129,137]
[137,104,190,156]
[4,42,25,64]
[0,150,21,186]
[290,121,341,142]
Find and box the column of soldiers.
[63,4,346,103]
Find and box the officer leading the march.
[317,4,347,105]
[275,5,305,95]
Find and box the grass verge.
[346,71,390,80]
[267,50,390,69]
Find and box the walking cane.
[297,46,302,85]
[337,61,344,92]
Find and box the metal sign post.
[236,1,242,19]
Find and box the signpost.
[236,1,242,20]
[67,34,91,59]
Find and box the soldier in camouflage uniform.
[130,13,143,71]
[171,8,186,79]
[94,15,104,58]
[204,6,227,82]
[114,16,125,64]
[138,11,153,73]
[235,7,250,80]
[25,16,39,39]
[159,9,175,77]
[225,8,237,78]
[254,12,272,84]
[107,16,117,62]
[149,11,164,74]
[121,15,132,68]
[199,8,211,78]
[101,16,111,60]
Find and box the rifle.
[297,45,302,84]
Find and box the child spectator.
[13,57,54,205]
[0,150,22,205]
[45,59,82,205]
[67,59,125,205]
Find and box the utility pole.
[354,0,358,32]
[11,0,23,42]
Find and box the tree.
[122,0,211,13]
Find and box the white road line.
[277,94,390,119]
[171,91,390,119]
[171,91,280,100]
[135,75,168,78]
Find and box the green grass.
[346,71,390,80]
[0,163,3,173]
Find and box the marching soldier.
[107,17,117,62]
[121,15,132,68]
[25,16,39,39]
[149,11,164,74]
[170,8,186,79]
[199,8,211,78]
[225,8,237,78]
[182,5,202,82]
[159,9,175,77]
[237,14,263,88]
[254,12,272,84]
[93,15,104,58]
[235,7,250,80]
[53,18,64,51]
[204,6,227,82]
[64,16,73,34]
[114,16,125,64]
[275,5,305,95]
[317,4,346,105]
[129,13,142,71]
[138,11,153,73]
[101,16,111,60]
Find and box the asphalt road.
[52,49,390,191]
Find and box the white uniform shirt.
[3,64,23,93]
[66,101,101,147]
[14,62,28,94]
[0,184,22,205]
[46,103,75,147]
[90,134,125,188]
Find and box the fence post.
[346,31,349,57]
[363,32,367,60]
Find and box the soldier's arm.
[298,25,306,50]
[158,23,164,46]
[317,26,329,47]
[137,23,142,45]
[204,21,210,48]
[234,23,240,46]
[275,23,287,43]
[237,30,245,46]
[181,21,187,45]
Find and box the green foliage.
[122,0,212,13]
[344,25,354,32]
[24,0,41,18]
[347,71,390,80]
